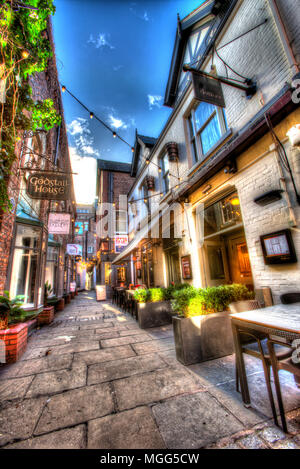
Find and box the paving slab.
[21,341,100,360]
[26,361,87,397]
[88,407,165,449]
[0,376,34,401]
[0,354,73,380]
[114,367,203,411]
[100,334,151,348]
[75,345,136,366]
[3,425,86,449]
[88,354,167,385]
[0,397,46,447]
[152,392,244,449]
[35,383,114,435]
[132,338,175,355]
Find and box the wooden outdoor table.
[231,303,300,407]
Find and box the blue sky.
[52,0,204,167]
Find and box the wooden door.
[227,234,253,287]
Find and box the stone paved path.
[0,291,299,449]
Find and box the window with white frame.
[187,101,227,165]
[115,210,128,234]
[160,153,170,194]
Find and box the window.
[45,246,59,295]
[116,210,127,234]
[188,101,227,164]
[204,192,242,237]
[10,224,41,306]
[141,183,150,213]
[160,153,170,194]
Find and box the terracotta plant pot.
[0,315,8,331]
[38,306,55,326]
[55,298,65,312]
[165,141,179,161]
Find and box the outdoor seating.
[229,300,291,404]
[267,338,300,432]
[280,292,300,304]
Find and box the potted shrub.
[0,291,28,363]
[38,281,55,325]
[172,284,254,365]
[133,287,173,329]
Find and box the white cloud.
[130,6,150,22]
[88,33,115,50]
[70,148,97,205]
[67,118,99,157]
[113,65,123,72]
[108,114,128,130]
[147,94,163,110]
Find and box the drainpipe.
[268,0,299,76]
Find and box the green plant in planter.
[148,288,165,303]
[44,281,53,307]
[133,288,149,303]
[171,286,198,316]
[163,283,190,301]
[0,291,25,329]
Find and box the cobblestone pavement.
[0,292,299,449]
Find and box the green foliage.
[148,288,165,303]
[31,98,61,131]
[0,0,59,211]
[0,290,26,323]
[171,286,198,316]
[172,284,255,318]
[163,283,190,301]
[133,288,149,304]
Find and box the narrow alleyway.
[0,292,299,449]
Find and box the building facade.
[114,0,300,304]
[96,159,135,295]
[74,203,97,290]
[0,21,76,313]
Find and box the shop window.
[160,153,170,194]
[117,266,126,283]
[187,101,227,165]
[204,192,242,237]
[45,246,59,296]
[104,262,111,285]
[10,224,41,307]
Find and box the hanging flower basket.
[145,175,155,190]
[165,142,179,161]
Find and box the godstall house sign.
[48,212,71,235]
[26,171,71,200]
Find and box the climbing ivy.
[0,0,61,211]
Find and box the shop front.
[8,218,46,312]
[196,190,253,290]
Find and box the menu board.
[181,255,192,280]
[264,234,290,257]
[260,229,297,265]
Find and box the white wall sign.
[115,235,128,253]
[48,212,71,235]
[66,244,82,256]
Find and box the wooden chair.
[229,300,291,427]
[267,338,300,432]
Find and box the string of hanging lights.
[60,84,188,204]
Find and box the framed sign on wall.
[181,255,193,280]
[260,229,297,265]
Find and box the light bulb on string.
[113,132,117,138]
[61,85,66,93]
[90,112,94,119]
[22,50,29,59]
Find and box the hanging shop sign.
[181,255,193,280]
[66,244,82,256]
[192,72,225,108]
[26,171,71,200]
[70,282,76,292]
[115,235,128,253]
[48,212,71,235]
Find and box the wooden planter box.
[71,292,75,299]
[55,298,65,312]
[75,290,79,296]
[137,301,172,329]
[0,323,28,363]
[172,311,234,365]
[64,294,71,304]
[38,306,55,326]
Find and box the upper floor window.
[188,101,227,165]
[160,153,170,194]
[116,210,128,234]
